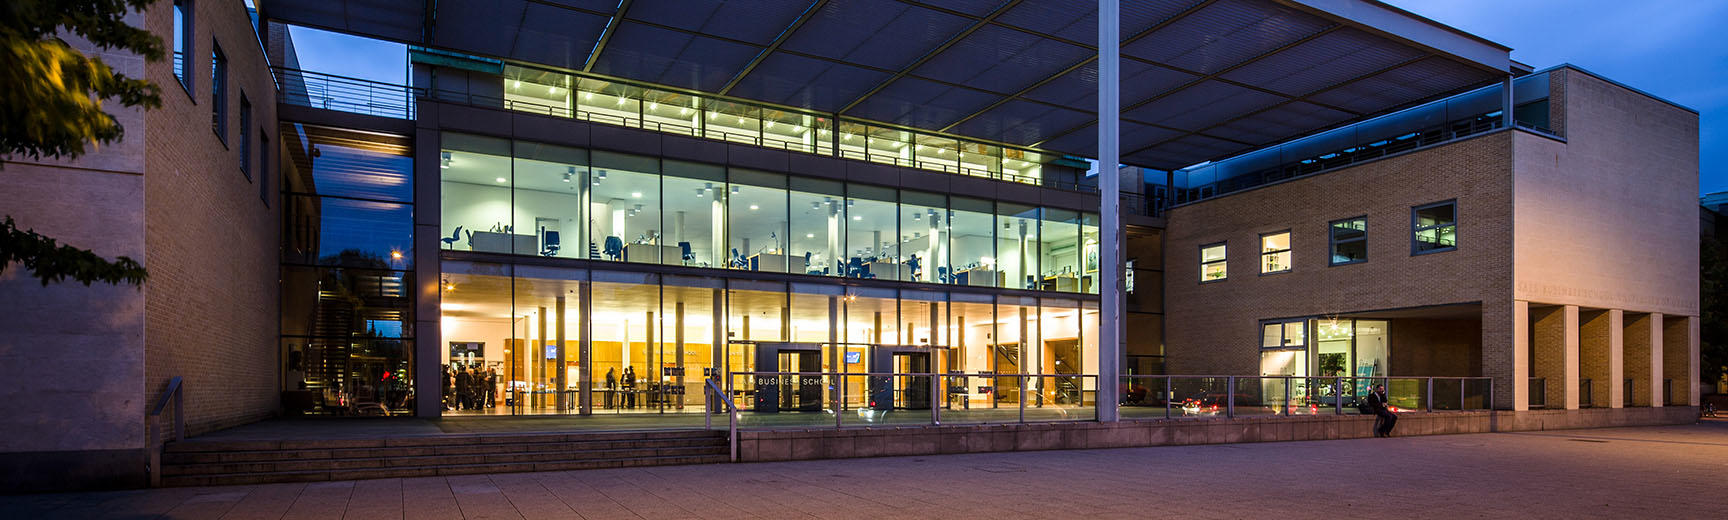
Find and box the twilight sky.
[288,1,1725,196]
[1386,0,1727,196]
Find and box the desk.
[469,231,538,255]
[749,253,807,273]
[624,243,681,265]
[955,267,997,287]
[865,261,911,281]
[1041,274,1079,292]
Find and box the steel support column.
[1096,0,1122,422]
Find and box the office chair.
[603,236,623,261]
[440,226,464,249]
[540,230,561,257]
[679,242,695,265]
[937,266,951,284]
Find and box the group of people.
[444,364,498,411]
[602,366,641,409]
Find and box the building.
[0,0,1702,491]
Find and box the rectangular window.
[1260,231,1291,274]
[1412,201,1457,254]
[172,1,192,91]
[211,42,226,141]
[1260,319,1306,349]
[259,130,269,205]
[1199,242,1226,282]
[239,94,251,178]
[1329,217,1367,265]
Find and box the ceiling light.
[806,233,814,238]
[730,186,740,194]
[649,102,659,110]
[391,250,403,260]
[736,117,745,125]
[513,80,522,89]
[749,205,759,211]
[681,107,691,115]
[853,215,862,221]
[495,177,508,183]
[695,188,704,197]
[549,86,560,95]
[631,192,642,198]
[597,170,607,179]
[440,151,452,169]
[766,121,776,129]
[583,92,593,101]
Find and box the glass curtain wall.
[484,62,1051,184]
[439,260,1098,417]
[440,133,1092,293]
[280,123,415,416]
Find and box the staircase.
[159,430,729,486]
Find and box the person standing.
[485,368,499,409]
[604,367,617,409]
[1368,384,1397,437]
[455,366,472,411]
[622,366,637,409]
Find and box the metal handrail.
[703,378,738,462]
[145,376,184,487]
[1118,375,1495,419]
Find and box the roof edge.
[1278,0,1512,73]
[1537,63,1699,115]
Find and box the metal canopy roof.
[265,0,1511,171]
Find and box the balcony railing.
[1119,376,1493,419]
[273,67,417,120]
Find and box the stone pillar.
[1607,310,1624,408]
[1650,312,1664,408]
[1509,300,1529,411]
[1689,316,1702,406]
[1562,305,1580,410]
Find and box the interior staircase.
[159,429,729,486]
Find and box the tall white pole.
[1097,0,1121,422]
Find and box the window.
[239,94,251,178]
[1412,201,1457,254]
[172,1,192,91]
[1260,231,1291,274]
[259,130,269,205]
[211,42,226,141]
[1260,319,1306,349]
[1329,217,1367,265]
[1199,242,1226,282]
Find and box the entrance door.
[893,352,931,410]
[748,342,824,413]
[992,342,1022,405]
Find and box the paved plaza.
[5,420,1725,519]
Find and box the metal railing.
[723,371,1097,429]
[1118,376,1493,419]
[273,67,418,119]
[702,378,738,462]
[145,376,185,487]
[1529,377,1547,408]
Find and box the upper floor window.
[239,94,251,178]
[1200,242,1227,282]
[1330,217,1367,265]
[1260,231,1291,274]
[172,0,193,91]
[211,42,227,141]
[1412,201,1457,254]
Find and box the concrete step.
[163,429,722,453]
[162,435,724,464]
[163,445,726,476]
[161,453,731,487]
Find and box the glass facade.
[279,123,416,416]
[426,58,1066,187]
[439,260,1098,416]
[440,133,1099,293]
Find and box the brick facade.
[142,0,280,437]
[1163,132,1515,377]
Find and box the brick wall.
[1163,132,1514,377]
[1389,319,1481,377]
[141,1,280,436]
[1622,312,1654,406]
[1579,309,1612,405]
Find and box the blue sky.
[1387,0,1727,195]
[286,1,1725,196]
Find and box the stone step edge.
[160,454,732,486]
[162,446,728,476]
[162,436,726,461]
[165,431,726,453]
